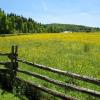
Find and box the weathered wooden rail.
[17,58,100,86]
[0,46,100,100]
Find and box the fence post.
[13,46,18,77]
[8,46,18,90]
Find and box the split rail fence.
[0,46,100,100]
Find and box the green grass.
[0,89,19,100]
[0,33,100,100]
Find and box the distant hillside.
[46,24,100,33]
[0,8,100,34]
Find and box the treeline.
[0,8,47,34]
[46,24,100,33]
[0,8,100,34]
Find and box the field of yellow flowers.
[0,32,100,100]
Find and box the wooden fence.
[0,46,100,100]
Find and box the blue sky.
[0,0,100,27]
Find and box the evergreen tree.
[0,8,100,34]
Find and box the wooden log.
[0,53,10,56]
[0,62,6,65]
[17,69,100,98]
[4,62,18,70]
[6,46,19,90]
[0,62,17,69]
[16,77,77,100]
[17,58,100,86]
[14,46,18,72]
[0,69,8,73]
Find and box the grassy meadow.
[0,32,100,100]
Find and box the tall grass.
[0,33,100,100]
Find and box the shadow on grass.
[0,69,42,100]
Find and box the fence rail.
[0,53,10,56]
[17,58,100,86]
[0,46,100,100]
[17,68,100,97]
[0,62,7,65]
[16,77,76,100]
